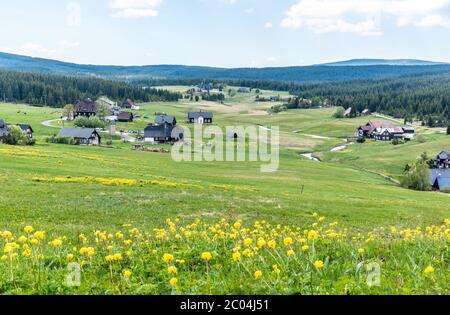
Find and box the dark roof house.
[144,124,183,143]
[429,169,450,191]
[117,112,134,122]
[17,124,34,139]
[188,112,213,124]
[74,99,98,118]
[155,115,177,126]
[121,99,136,109]
[58,127,101,145]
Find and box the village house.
[361,109,370,116]
[357,121,414,141]
[121,99,139,110]
[429,169,450,191]
[0,119,10,140]
[144,115,182,143]
[97,96,116,109]
[58,127,101,146]
[74,99,98,118]
[117,112,134,123]
[188,111,213,124]
[17,124,34,140]
[430,151,450,169]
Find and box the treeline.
[289,73,450,126]
[0,70,181,107]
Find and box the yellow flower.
[244,238,253,247]
[272,265,281,274]
[30,239,39,245]
[18,236,28,243]
[268,240,277,249]
[302,245,309,252]
[169,277,178,287]
[358,248,365,254]
[1,231,13,239]
[67,254,74,262]
[233,221,241,229]
[424,266,435,274]
[163,253,174,263]
[257,239,266,248]
[22,249,32,257]
[123,270,132,278]
[308,230,318,240]
[232,252,241,262]
[1,255,7,261]
[287,249,295,256]
[168,266,178,274]
[105,255,114,262]
[314,260,324,269]
[254,270,263,279]
[284,237,294,246]
[113,253,123,261]
[33,231,45,240]
[50,239,63,247]
[24,226,34,234]
[201,252,212,261]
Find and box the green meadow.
[1,87,449,234]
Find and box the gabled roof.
[144,124,174,138]
[438,151,450,160]
[118,112,133,120]
[188,112,213,119]
[155,115,176,125]
[58,127,99,139]
[18,124,33,133]
[75,100,98,113]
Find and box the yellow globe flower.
[424,266,435,274]
[24,226,34,234]
[244,238,253,247]
[287,249,295,256]
[163,253,174,263]
[123,270,132,278]
[201,252,212,261]
[314,260,324,269]
[168,266,178,274]
[169,277,178,287]
[232,252,241,262]
[284,237,294,246]
[18,236,28,243]
[257,239,266,248]
[308,230,319,240]
[50,239,63,247]
[254,270,263,280]
[268,240,277,249]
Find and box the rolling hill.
[1,52,450,83]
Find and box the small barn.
[188,112,213,124]
[430,169,450,191]
[17,124,34,140]
[117,112,134,123]
[58,127,101,146]
[74,99,98,118]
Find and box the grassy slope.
[1,88,449,235]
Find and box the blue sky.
[2,0,450,67]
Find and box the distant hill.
[1,52,450,83]
[323,59,446,67]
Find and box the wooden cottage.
[117,112,134,123]
[17,124,34,140]
[58,127,101,146]
[188,112,213,124]
[74,99,98,118]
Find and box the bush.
[1,126,34,146]
[45,135,79,145]
[415,134,427,143]
[74,116,107,129]
[401,160,431,191]
[392,138,404,145]
[333,107,345,119]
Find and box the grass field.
[1,88,450,294]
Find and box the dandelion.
[302,245,309,252]
[232,252,241,262]
[268,240,277,249]
[201,252,212,261]
[244,238,253,247]
[287,249,295,256]
[358,248,365,254]
[50,239,63,247]
[284,237,293,246]
[169,277,178,287]
[254,271,263,280]
[24,226,34,234]
[67,254,74,262]
[314,260,324,269]
[168,266,178,274]
[18,236,28,243]
[308,230,318,240]
[123,270,132,278]
[272,265,281,274]
[424,266,435,274]
[257,239,266,248]
[163,253,174,263]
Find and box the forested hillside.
[0,71,181,107]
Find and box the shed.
[155,115,177,126]
[117,112,134,123]
[188,112,213,124]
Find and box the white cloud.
[109,0,162,18]
[57,40,80,48]
[265,22,273,28]
[266,56,278,62]
[281,0,450,35]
